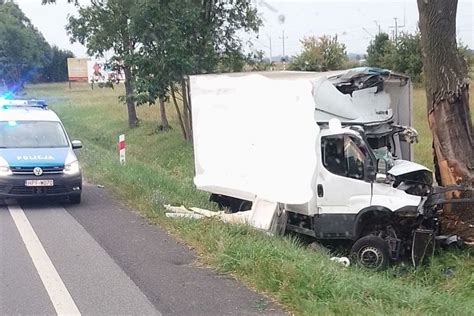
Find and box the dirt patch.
[438,192,474,242]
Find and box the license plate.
[25,180,54,187]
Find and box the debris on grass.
[330,256,351,267]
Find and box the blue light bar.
[0,99,48,109]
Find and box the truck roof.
[190,68,410,82]
[0,107,60,122]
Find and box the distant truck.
[188,68,442,269]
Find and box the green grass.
[23,82,474,315]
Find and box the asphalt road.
[0,183,284,315]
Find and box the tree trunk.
[181,78,193,142]
[158,95,170,131]
[123,65,138,128]
[417,0,474,241]
[171,85,187,140]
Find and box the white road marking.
[7,203,81,315]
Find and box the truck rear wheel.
[351,235,390,270]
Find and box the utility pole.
[279,30,288,61]
[268,36,272,62]
[374,20,381,34]
[389,17,405,41]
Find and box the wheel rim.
[359,246,383,268]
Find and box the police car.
[0,98,82,203]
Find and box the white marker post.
[118,134,126,165]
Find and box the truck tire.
[351,235,390,270]
[69,194,81,204]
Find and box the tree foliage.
[40,46,74,82]
[366,32,423,82]
[366,33,393,69]
[67,0,260,134]
[0,1,51,90]
[391,33,423,82]
[289,35,347,71]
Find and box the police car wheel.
[69,194,81,204]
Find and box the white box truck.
[189,68,444,269]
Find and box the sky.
[15,0,474,59]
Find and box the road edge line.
[7,203,81,315]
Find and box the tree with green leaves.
[366,33,393,69]
[391,32,423,82]
[40,46,74,82]
[0,1,51,92]
[67,0,140,128]
[289,35,347,72]
[132,0,261,140]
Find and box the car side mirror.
[72,140,83,149]
[365,157,376,182]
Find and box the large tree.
[67,0,139,128]
[417,0,473,239]
[132,0,261,141]
[0,1,51,91]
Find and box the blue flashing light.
[0,99,48,109]
[8,121,17,127]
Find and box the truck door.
[315,134,373,237]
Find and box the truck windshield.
[0,121,69,148]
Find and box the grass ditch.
[24,82,474,315]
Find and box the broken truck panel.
[189,69,441,269]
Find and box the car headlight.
[63,152,80,175]
[0,156,12,176]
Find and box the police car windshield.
[0,121,69,148]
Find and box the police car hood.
[0,147,69,167]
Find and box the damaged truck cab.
[190,68,438,269]
[285,122,435,269]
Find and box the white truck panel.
[190,74,319,205]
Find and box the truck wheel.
[69,194,81,204]
[351,235,390,270]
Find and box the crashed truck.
[189,68,449,269]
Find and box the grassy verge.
[24,82,474,315]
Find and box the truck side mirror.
[365,157,376,182]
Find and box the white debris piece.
[330,257,351,267]
[248,198,279,231]
[219,211,252,225]
[165,213,205,219]
[189,207,223,217]
[164,204,195,214]
[164,202,283,235]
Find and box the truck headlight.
[0,157,12,176]
[63,152,80,175]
